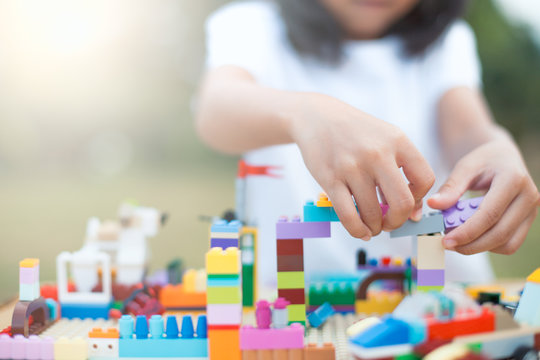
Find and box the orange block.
[427,307,495,340]
[305,343,335,360]
[209,328,240,360]
[159,284,206,308]
[88,327,119,338]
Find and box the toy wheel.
[513,346,539,360]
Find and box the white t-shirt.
[205,0,495,289]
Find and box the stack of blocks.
[416,234,445,292]
[19,259,40,301]
[276,216,331,325]
[206,246,242,360]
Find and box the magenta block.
[0,334,12,358]
[19,267,38,284]
[442,196,483,232]
[417,269,445,286]
[240,323,304,350]
[41,337,55,360]
[206,304,242,325]
[276,220,330,240]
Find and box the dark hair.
[276,0,468,63]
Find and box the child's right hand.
[288,93,435,240]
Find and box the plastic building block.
[210,238,239,249]
[427,307,495,340]
[206,286,242,304]
[514,280,540,326]
[308,302,335,328]
[417,269,445,287]
[390,213,445,238]
[417,285,444,292]
[273,298,290,329]
[277,254,304,272]
[287,304,307,323]
[11,297,51,337]
[308,282,355,309]
[208,328,240,360]
[276,217,331,239]
[303,201,340,222]
[88,327,119,338]
[255,300,272,329]
[355,292,404,315]
[207,274,240,287]
[205,247,240,274]
[526,267,540,283]
[19,259,40,302]
[316,194,333,207]
[442,196,483,232]
[277,272,305,289]
[417,234,445,270]
[242,349,304,360]
[207,304,242,325]
[54,337,88,360]
[0,334,55,360]
[87,337,119,359]
[304,343,336,360]
[211,219,242,233]
[240,323,305,350]
[350,317,410,348]
[277,239,304,255]
[159,284,206,310]
[59,302,111,320]
[278,288,306,304]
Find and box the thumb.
[427,161,476,210]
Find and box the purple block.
[41,337,54,360]
[19,267,38,284]
[210,238,239,248]
[0,334,11,358]
[26,336,41,360]
[442,196,483,232]
[417,269,445,286]
[12,335,27,360]
[276,219,331,239]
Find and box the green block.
[468,343,482,352]
[242,264,254,307]
[287,304,306,322]
[207,286,242,304]
[395,354,421,360]
[308,283,355,306]
[277,271,305,289]
[417,285,444,292]
[207,274,240,280]
[112,301,124,311]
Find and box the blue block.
[60,302,111,320]
[350,317,410,348]
[210,238,239,248]
[119,338,208,357]
[303,201,340,222]
[390,213,445,238]
[308,302,335,328]
[196,316,207,339]
[210,220,242,233]
[166,315,179,339]
[136,315,148,339]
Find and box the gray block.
[390,213,445,238]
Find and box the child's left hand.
[427,138,540,255]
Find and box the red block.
[276,239,303,256]
[278,288,305,305]
[277,255,304,272]
[427,307,495,340]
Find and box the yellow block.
[20,258,39,268]
[183,269,197,292]
[527,268,540,284]
[316,193,332,207]
[277,272,304,289]
[355,292,403,315]
[55,337,87,360]
[287,304,306,322]
[206,247,240,274]
[466,285,505,300]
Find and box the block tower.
[206,220,243,360]
[19,259,40,301]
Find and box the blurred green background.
[0,0,539,302]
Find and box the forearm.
[438,87,517,166]
[195,65,309,154]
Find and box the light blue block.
[207,277,241,287]
[390,213,445,238]
[210,220,242,233]
[119,338,208,357]
[46,298,58,320]
[515,282,540,326]
[303,202,340,222]
[19,283,36,301]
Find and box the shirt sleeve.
[424,20,482,101]
[205,1,281,81]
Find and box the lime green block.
[207,286,242,304]
[277,271,305,289]
[417,285,444,292]
[395,354,421,360]
[287,304,306,322]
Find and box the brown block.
[289,349,304,360]
[277,239,303,256]
[304,343,335,360]
[277,254,304,272]
[278,288,305,304]
[242,350,257,360]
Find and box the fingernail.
[411,208,422,222]
[361,235,371,241]
[444,238,456,249]
[429,193,441,201]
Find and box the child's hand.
[289,93,435,240]
[428,139,540,255]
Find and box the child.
[196,0,539,287]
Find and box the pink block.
[19,267,38,284]
[12,335,27,360]
[26,335,41,360]
[207,304,242,325]
[0,334,12,358]
[240,323,304,350]
[41,337,55,360]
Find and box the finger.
[427,158,477,210]
[443,174,520,248]
[327,183,372,240]
[491,210,537,255]
[451,193,533,254]
[348,176,383,236]
[397,144,435,221]
[376,160,415,231]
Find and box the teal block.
[119,338,208,357]
[207,277,241,287]
[303,202,339,222]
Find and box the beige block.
[417,234,445,270]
